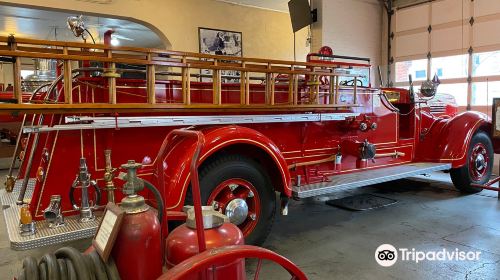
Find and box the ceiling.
[216,0,290,12]
[0,6,165,48]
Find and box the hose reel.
[16,247,120,280]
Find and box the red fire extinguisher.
[111,160,163,280]
[166,206,245,279]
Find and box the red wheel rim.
[469,143,489,181]
[207,179,260,237]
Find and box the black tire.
[193,154,276,246]
[450,131,493,193]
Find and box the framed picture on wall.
[198,27,242,82]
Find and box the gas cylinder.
[111,160,162,280]
[166,206,245,279]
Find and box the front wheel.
[197,154,276,246]
[450,131,493,193]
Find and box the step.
[1,179,101,250]
[293,162,452,198]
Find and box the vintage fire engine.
[0,35,497,252]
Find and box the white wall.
[0,0,309,62]
[311,0,384,86]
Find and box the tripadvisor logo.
[375,244,398,267]
[375,244,481,267]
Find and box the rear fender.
[416,111,490,168]
[158,125,291,211]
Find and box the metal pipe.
[155,129,206,252]
[374,151,405,158]
[103,149,116,203]
[288,155,336,169]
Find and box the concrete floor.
[1,170,499,279]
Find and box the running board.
[293,162,452,198]
[1,179,101,250]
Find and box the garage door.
[391,0,500,108]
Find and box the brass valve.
[119,160,148,214]
[120,160,144,195]
[103,150,117,203]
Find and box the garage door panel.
[473,19,500,47]
[474,0,500,17]
[396,4,429,32]
[431,26,469,53]
[395,32,428,57]
[432,0,469,25]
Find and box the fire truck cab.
[0,37,495,248]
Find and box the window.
[20,70,34,79]
[472,51,500,77]
[395,59,428,82]
[471,81,500,106]
[336,67,370,87]
[431,55,468,79]
[436,83,468,106]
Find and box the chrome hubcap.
[475,154,486,171]
[225,198,248,225]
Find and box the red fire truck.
[0,37,496,250]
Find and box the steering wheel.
[340,79,363,87]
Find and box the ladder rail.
[7,82,53,179]
[0,36,365,114]
[15,72,79,204]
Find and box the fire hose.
[15,247,120,280]
[142,179,164,224]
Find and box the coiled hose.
[16,246,120,280]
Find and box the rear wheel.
[450,131,493,193]
[196,154,276,246]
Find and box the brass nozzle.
[5,175,15,192]
[20,205,32,225]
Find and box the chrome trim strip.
[22,113,361,133]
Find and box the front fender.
[415,111,489,168]
[158,125,291,211]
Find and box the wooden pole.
[335,74,340,104]
[270,73,276,105]
[245,71,250,105]
[107,48,117,104]
[292,74,299,105]
[265,74,271,105]
[63,47,73,104]
[147,53,156,104]
[182,57,191,105]
[329,75,335,105]
[240,70,246,105]
[353,76,358,104]
[8,38,22,104]
[213,59,221,105]
[288,66,294,104]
